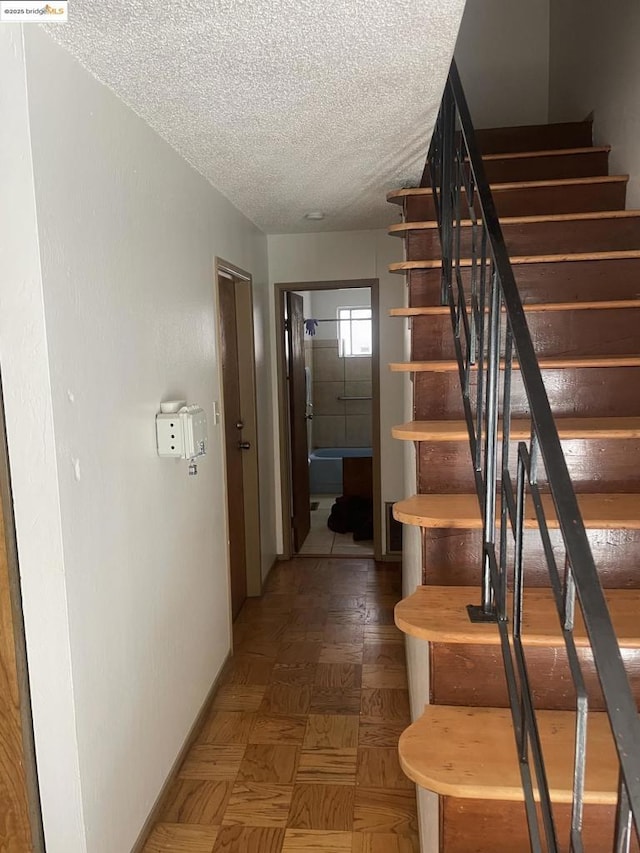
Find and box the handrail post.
[439,82,455,307]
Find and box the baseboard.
[130,651,231,852]
[273,551,400,563]
[261,555,281,589]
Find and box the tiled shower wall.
[310,339,372,448]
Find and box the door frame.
[285,291,312,552]
[215,258,262,602]
[0,374,45,851]
[275,278,382,561]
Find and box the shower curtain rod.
[303,317,369,323]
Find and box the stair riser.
[417,439,640,495]
[405,181,627,220]
[410,310,640,360]
[482,150,609,183]
[430,644,640,711]
[475,121,593,154]
[405,216,640,261]
[441,798,638,853]
[414,368,640,419]
[421,528,640,588]
[407,259,640,307]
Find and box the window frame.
[337,305,372,358]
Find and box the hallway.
[144,557,418,852]
[299,498,375,556]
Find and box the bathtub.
[309,447,373,495]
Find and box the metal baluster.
[517,451,560,851]
[469,210,478,367]
[498,321,514,614]
[486,536,544,853]
[570,685,588,852]
[565,564,588,853]
[513,446,526,668]
[482,271,501,615]
[454,149,462,341]
[422,110,439,190]
[439,83,455,307]
[563,554,576,632]
[468,267,500,621]
[474,236,488,475]
[455,162,473,398]
[614,772,633,853]
[510,449,545,848]
[420,528,428,586]
[429,111,442,219]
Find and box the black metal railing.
[424,60,640,851]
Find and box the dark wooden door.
[219,276,247,619]
[0,450,41,853]
[286,292,311,551]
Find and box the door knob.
[236,420,244,430]
[238,441,251,450]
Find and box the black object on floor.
[310,501,320,511]
[327,495,374,541]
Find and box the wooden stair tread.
[398,705,618,803]
[390,355,640,372]
[388,208,640,236]
[485,175,627,192]
[394,585,640,648]
[480,145,610,162]
[393,493,640,530]
[389,249,640,272]
[390,300,640,316]
[387,175,629,204]
[392,417,640,442]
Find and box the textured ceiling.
[47,0,466,233]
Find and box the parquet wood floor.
[144,558,418,853]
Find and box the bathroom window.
[337,306,372,357]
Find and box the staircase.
[388,65,640,853]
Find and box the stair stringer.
[400,350,439,853]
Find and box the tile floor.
[144,557,417,852]
[299,497,374,557]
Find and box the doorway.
[275,279,382,560]
[216,260,262,620]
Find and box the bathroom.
[297,286,375,556]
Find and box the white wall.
[549,0,640,207]
[0,26,86,849]
[455,0,550,129]
[0,28,275,853]
[268,230,404,555]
